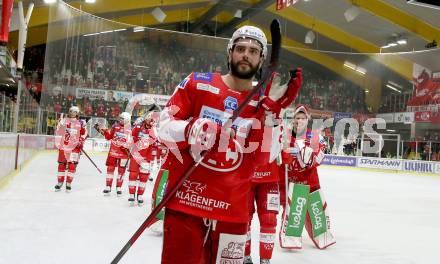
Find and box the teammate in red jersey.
[244,161,280,264]
[95,112,132,196]
[157,25,302,264]
[128,111,160,205]
[54,106,87,192]
[279,104,336,250]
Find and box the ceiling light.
[381,44,390,49]
[388,42,398,47]
[356,66,366,75]
[343,61,356,71]
[305,30,315,44]
[99,30,113,34]
[386,84,402,93]
[44,0,57,3]
[234,9,242,18]
[85,0,96,3]
[388,81,402,88]
[151,7,166,23]
[83,32,99,37]
[113,28,126,32]
[407,0,440,11]
[133,26,145,32]
[344,61,367,75]
[344,6,360,22]
[397,38,407,45]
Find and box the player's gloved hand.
[94,123,102,133]
[185,118,221,149]
[58,117,66,126]
[260,68,302,112]
[294,140,314,169]
[77,137,85,149]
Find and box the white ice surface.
[1,152,439,264]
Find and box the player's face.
[293,113,308,133]
[230,39,263,79]
[69,110,77,118]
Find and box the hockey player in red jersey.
[279,104,336,250]
[94,112,132,196]
[157,25,302,264]
[128,111,160,205]
[54,106,87,192]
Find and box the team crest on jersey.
[177,77,190,89]
[182,180,207,194]
[200,140,243,172]
[224,96,238,111]
[194,72,212,82]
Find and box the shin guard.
[305,189,336,249]
[279,183,309,249]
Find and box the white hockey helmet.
[69,106,80,114]
[293,104,311,120]
[134,116,144,126]
[227,25,268,59]
[119,112,131,123]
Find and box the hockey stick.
[81,148,102,174]
[111,19,282,264]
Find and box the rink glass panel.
[39,1,440,159]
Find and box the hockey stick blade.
[111,19,282,264]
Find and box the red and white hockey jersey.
[252,160,279,183]
[159,72,281,223]
[131,125,160,163]
[102,123,131,159]
[280,128,325,191]
[56,118,87,152]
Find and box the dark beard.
[230,60,259,80]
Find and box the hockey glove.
[77,137,86,149]
[185,118,224,161]
[185,118,221,150]
[260,69,303,115]
[94,123,103,134]
[295,140,314,169]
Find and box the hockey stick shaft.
[111,19,282,264]
[81,148,102,174]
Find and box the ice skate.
[116,187,122,196]
[243,256,253,264]
[103,186,111,195]
[137,195,144,206]
[128,194,135,206]
[54,183,63,192]
[260,259,270,264]
[65,183,72,193]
